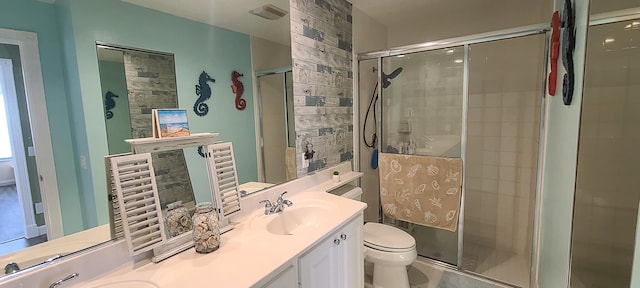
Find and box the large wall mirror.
[97,44,198,241]
[0,0,293,278]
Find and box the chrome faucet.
[49,272,79,288]
[259,191,293,215]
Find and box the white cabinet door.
[299,233,342,288]
[337,214,363,288]
[299,214,363,288]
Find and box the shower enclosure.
[570,15,640,288]
[357,28,547,287]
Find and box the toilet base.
[371,263,410,288]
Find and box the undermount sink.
[266,203,332,235]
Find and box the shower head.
[382,67,403,88]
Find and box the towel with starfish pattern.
[379,153,463,232]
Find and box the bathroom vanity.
[1,163,365,288]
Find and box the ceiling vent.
[249,4,288,20]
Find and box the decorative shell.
[427,164,439,176]
[424,211,438,224]
[414,183,427,194]
[446,210,457,222]
[383,203,397,216]
[165,203,193,237]
[391,160,402,172]
[192,203,220,254]
[407,164,422,177]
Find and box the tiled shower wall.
[464,90,540,253]
[381,49,464,155]
[290,0,353,176]
[462,35,544,286]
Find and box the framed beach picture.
[152,109,190,138]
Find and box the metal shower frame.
[354,23,551,288]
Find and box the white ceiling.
[350,0,448,27]
[121,0,433,46]
[122,0,291,45]
[122,0,552,48]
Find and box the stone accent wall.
[290,0,353,176]
[123,51,195,209]
[124,51,178,139]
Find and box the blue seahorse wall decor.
[194,71,215,116]
[104,91,118,119]
[561,0,576,105]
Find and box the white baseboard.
[25,224,47,239]
[0,179,16,186]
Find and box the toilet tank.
[328,184,362,201]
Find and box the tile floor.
[365,257,514,288]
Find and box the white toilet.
[335,186,417,288]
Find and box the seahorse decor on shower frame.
[194,71,215,116]
[231,71,246,111]
[104,91,118,119]
[561,0,576,105]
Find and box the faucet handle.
[259,199,273,215]
[259,199,272,207]
[282,199,293,207]
[277,191,288,202]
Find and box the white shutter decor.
[206,142,242,232]
[110,153,167,255]
[105,153,132,239]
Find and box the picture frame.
[152,109,190,138]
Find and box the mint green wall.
[99,60,132,155]
[1,0,258,235]
[59,0,258,227]
[537,0,589,287]
[0,0,84,234]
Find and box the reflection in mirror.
[97,44,197,241]
[1,0,293,279]
[256,69,296,188]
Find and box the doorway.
[0,56,46,254]
[256,69,296,184]
[0,28,62,251]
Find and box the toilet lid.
[363,223,416,252]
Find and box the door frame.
[0,28,62,239]
[0,58,37,239]
[255,67,293,183]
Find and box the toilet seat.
[363,223,416,252]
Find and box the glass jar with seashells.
[165,201,193,237]
[192,202,221,253]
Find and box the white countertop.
[75,190,366,287]
[0,224,111,271]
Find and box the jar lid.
[196,202,214,213]
[167,201,183,210]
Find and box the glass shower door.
[463,34,546,287]
[380,47,465,265]
[570,18,640,288]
